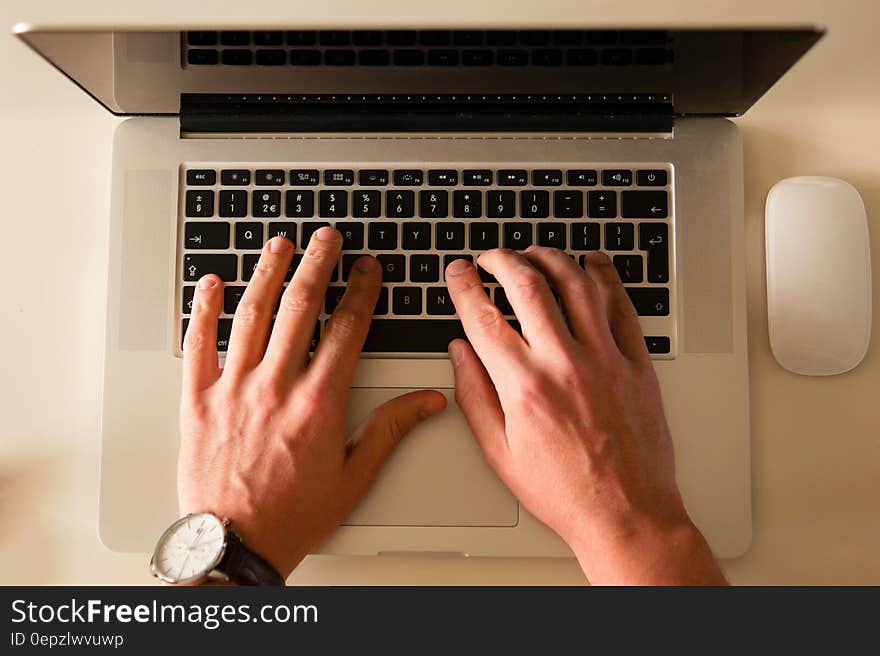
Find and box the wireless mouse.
[765,176,872,375]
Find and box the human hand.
[445,248,725,585]
[179,230,446,579]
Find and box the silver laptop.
[16,24,822,558]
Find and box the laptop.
[15,24,822,558]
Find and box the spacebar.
[362,320,467,353]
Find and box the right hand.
[444,248,726,585]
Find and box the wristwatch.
[150,512,285,586]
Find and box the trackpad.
[342,388,518,527]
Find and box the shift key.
[183,254,238,282]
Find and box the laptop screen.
[16,27,823,117]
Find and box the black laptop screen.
[17,27,823,117]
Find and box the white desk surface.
[1,0,878,585]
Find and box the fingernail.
[268,236,293,253]
[198,275,218,289]
[448,340,464,367]
[314,226,340,241]
[445,258,472,276]
[524,245,538,253]
[419,394,447,419]
[354,256,379,273]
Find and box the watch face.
[151,513,226,584]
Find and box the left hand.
[178,229,447,579]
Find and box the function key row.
[185,168,669,188]
[185,188,668,220]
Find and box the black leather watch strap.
[217,531,285,586]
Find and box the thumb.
[343,389,447,501]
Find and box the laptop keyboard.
[178,164,674,357]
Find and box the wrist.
[565,510,727,586]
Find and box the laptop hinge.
[179,93,673,135]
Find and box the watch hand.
[177,554,191,580]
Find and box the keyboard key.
[377,254,406,282]
[411,254,440,282]
[324,49,356,65]
[426,287,456,315]
[388,30,418,46]
[570,222,600,250]
[254,31,284,46]
[553,190,583,218]
[235,222,264,249]
[532,170,563,186]
[487,191,516,218]
[419,190,448,218]
[325,169,354,185]
[421,30,451,46]
[375,287,389,315]
[436,223,465,250]
[639,223,669,283]
[255,169,285,185]
[353,31,384,46]
[325,286,346,313]
[184,222,228,249]
[567,169,598,186]
[221,50,253,65]
[368,223,398,250]
[621,190,668,218]
[255,49,286,66]
[319,190,348,218]
[359,49,390,66]
[601,49,632,66]
[520,190,549,218]
[402,223,432,250]
[352,190,381,218]
[320,30,350,46]
[463,49,493,65]
[469,222,499,250]
[290,49,321,65]
[223,286,246,314]
[242,254,295,283]
[453,30,483,46]
[289,169,319,185]
[626,288,669,316]
[220,31,249,46]
[503,223,533,250]
[341,254,362,281]
[463,170,493,186]
[187,31,218,46]
[285,190,315,217]
[218,190,247,217]
[386,190,415,218]
[186,169,216,185]
[181,318,232,351]
[393,169,424,186]
[336,222,365,250]
[287,31,317,46]
[252,190,281,217]
[443,254,474,272]
[182,286,195,314]
[301,222,332,248]
[587,191,617,218]
[393,50,424,66]
[185,190,214,217]
[183,254,237,282]
[487,31,517,46]
[644,336,671,354]
[613,254,644,283]
[428,169,459,186]
[605,223,635,250]
[532,49,563,66]
[567,49,598,66]
[453,190,482,218]
[393,288,423,315]
[494,288,515,315]
[221,169,250,185]
[187,49,218,66]
[362,319,466,353]
[429,49,459,65]
[498,49,528,65]
[497,170,528,185]
[359,169,389,186]
[537,223,566,249]
[636,169,668,186]
[267,222,297,245]
[602,169,633,186]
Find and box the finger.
[476,249,573,348]
[306,255,381,399]
[224,236,294,377]
[448,339,509,471]
[264,226,342,379]
[522,246,616,350]
[343,390,447,503]
[444,257,526,374]
[583,251,650,362]
[182,274,223,393]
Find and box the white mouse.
[765,176,872,375]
